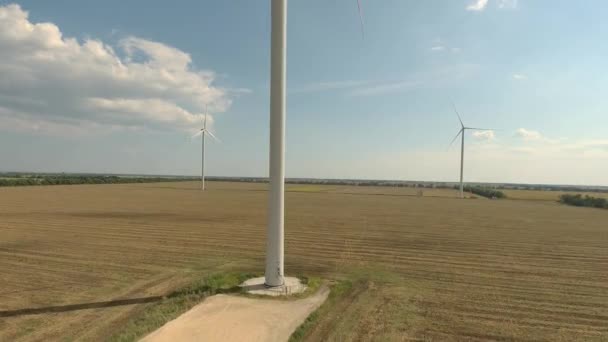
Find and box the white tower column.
[459,131,465,198]
[266,0,287,287]
[201,132,206,191]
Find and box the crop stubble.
[0,182,606,341]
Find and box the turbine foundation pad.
[240,276,306,296]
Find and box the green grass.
[289,279,353,342]
[109,272,254,342]
[289,275,322,300]
[289,267,429,342]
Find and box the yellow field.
[287,185,335,192]
[0,182,607,341]
[504,189,608,201]
[288,184,469,198]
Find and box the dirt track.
[141,287,329,342]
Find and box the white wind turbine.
[449,103,495,199]
[265,0,364,287]
[192,108,219,191]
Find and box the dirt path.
[140,287,329,342]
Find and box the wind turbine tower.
[265,0,364,288]
[193,108,219,191]
[266,0,287,287]
[449,103,495,199]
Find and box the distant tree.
[460,186,506,199]
[0,174,196,187]
[560,194,608,209]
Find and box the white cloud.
[0,106,123,137]
[349,80,421,96]
[293,79,424,97]
[467,0,489,11]
[294,136,608,185]
[562,139,608,153]
[498,0,518,9]
[512,73,527,80]
[86,98,205,125]
[472,130,495,140]
[515,128,542,141]
[467,0,518,12]
[430,38,460,53]
[0,4,240,135]
[348,64,481,97]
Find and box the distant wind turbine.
[449,103,496,199]
[265,0,364,288]
[192,108,219,191]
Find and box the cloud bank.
[498,0,518,9]
[515,128,543,141]
[290,129,607,186]
[472,130,495,140]
[0,4,234,134]
[512,73,527,80]
[467,0,489,11]
[467,0,518,11]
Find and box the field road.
[141,287,329,342]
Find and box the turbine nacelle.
[192,113,221,142]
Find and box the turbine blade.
[204,112,207,130]
[192,130,203,139]
[451,101,464,128]
[448,129,463,148]
[206,130,221,143]
[356,0,365,38]
[467,127,497,131]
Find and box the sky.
[0,0,607,185]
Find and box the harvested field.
[287,184,473,198]
[0,181,607,341]
[504,189,608,201]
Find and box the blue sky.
[1,0,607,185]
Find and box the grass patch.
[289,267,427,342]
[291,275,322,299]
[109,272,255,342]
[289,279,353,342]
[300,276,321,294]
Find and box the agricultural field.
[0,182,607,341]
[286,184,471,198]
[504,189,608,201]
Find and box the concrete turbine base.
[240,277,306,297]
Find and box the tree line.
[559,194,608,209]
[0,175,195,187]
[460,186,507,199]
